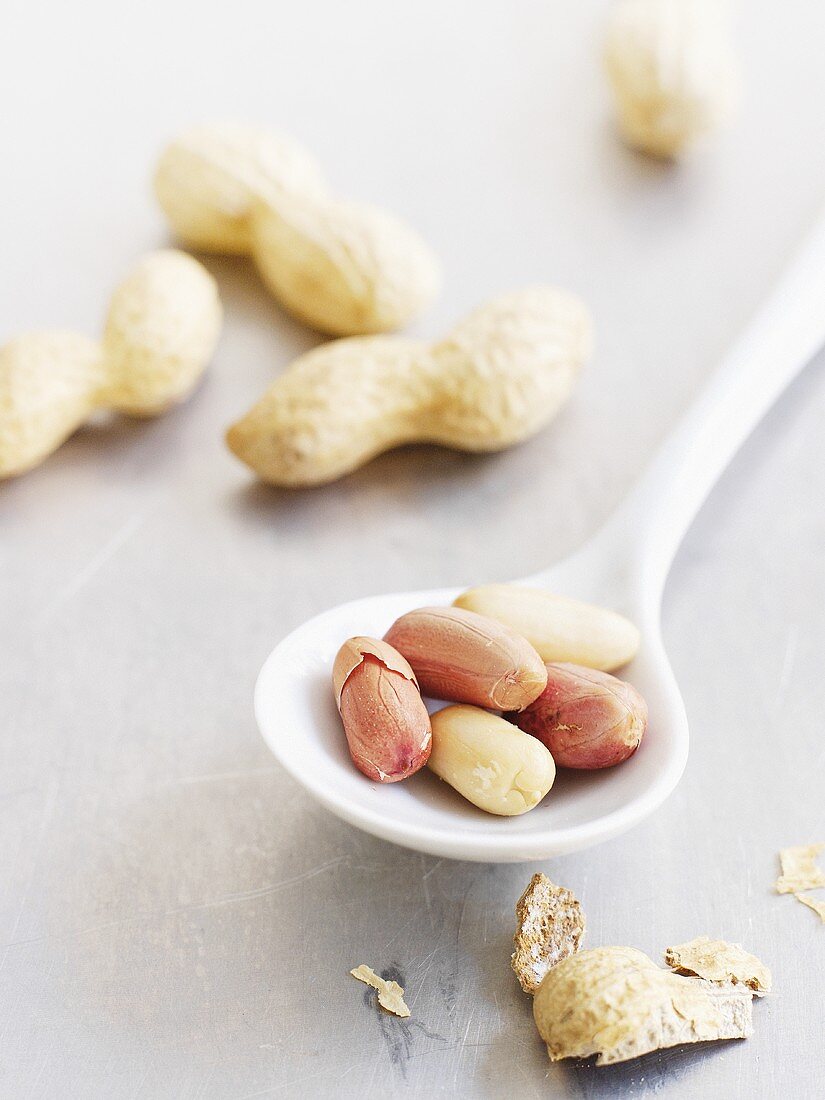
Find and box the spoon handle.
[605,208,825,594]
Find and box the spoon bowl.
[256,547,686,860]
[256,210,825,861]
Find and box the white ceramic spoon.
[256,214,825,862]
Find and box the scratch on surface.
[774,625,799,710]
[737,835,755,911]
[409,945,440,1007]
[35,510,150,625]
[516,1057,542,1097]
[419,854,433,921]
[451,1009,476,1089]
[470,1013,486,1078]
[380,914,419,954]
[234,1064,372,1100]
[365,1052,380,1093]
[421,874,431,916]
[455,886,471,945]
[129,1060,153,1100]
[162,767,281,788]
[421,858,444,881]
[0,772,61,990]
[160,856,347,917]
[0,856,346,951]
[26,1049,50,1097]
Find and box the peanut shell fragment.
[665,937,771,995]
[775,844,825,894]
[533,946,753,1065]
[511,874,585,994]
[795,894,825,923]
[350,965,410,1018]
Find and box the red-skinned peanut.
[510,662,647,770]
[333,636,432,782]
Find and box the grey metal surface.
[2,2,824,1096]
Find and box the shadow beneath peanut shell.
[477,1000,749,1097]
[552,1037,749,1096]
[155,247,322,404]
[179,250,327,359]
[589,119,706,210]
[225,442,500,521]
[0,405,196,497]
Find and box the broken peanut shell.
[350,964,411,1018]
[664,937,771,995]
[533,946,753,1065]
[511,873,585,994]
[775,843,825,894]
